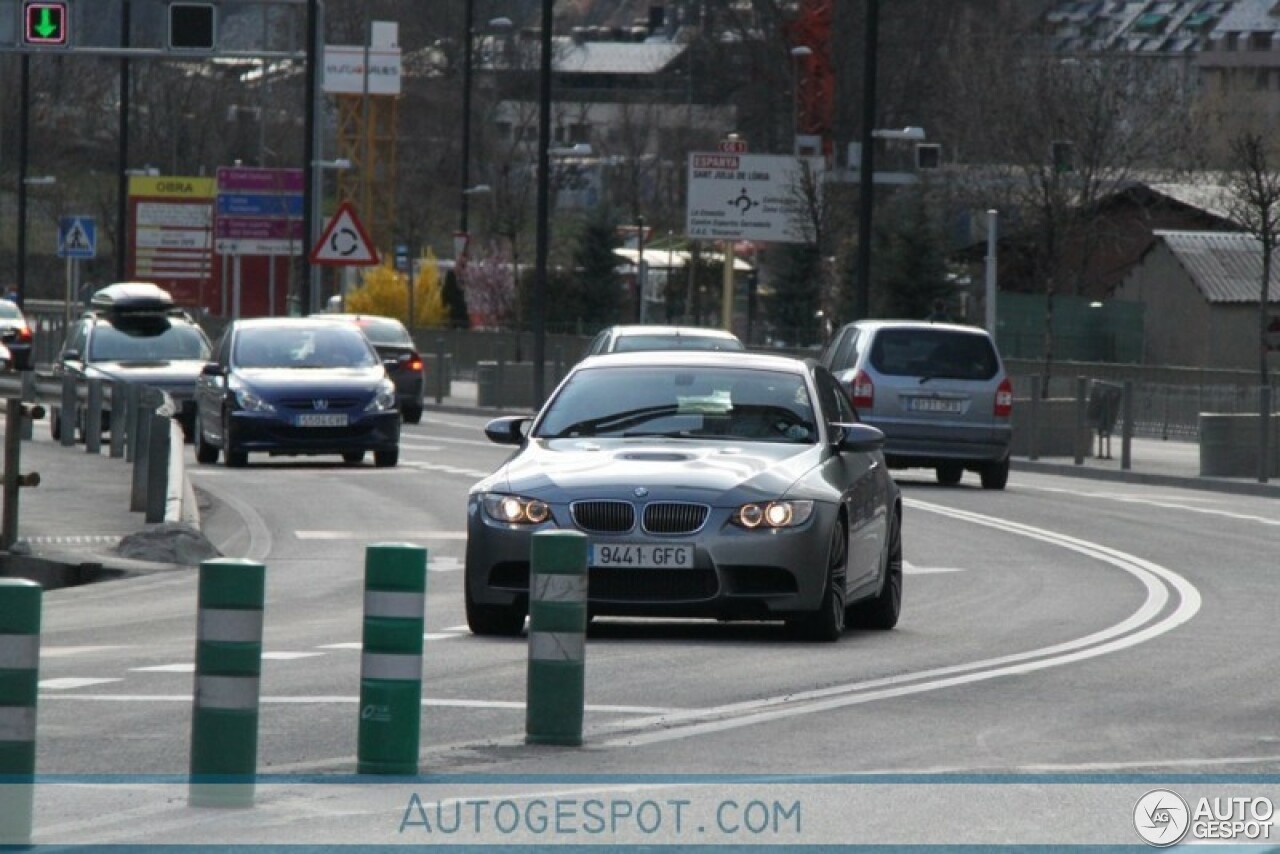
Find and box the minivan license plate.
[591,544,693,568]
[909,397,963,414]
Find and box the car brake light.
[850,370,874,410]
[408,355,423,372]
[16,327,31,342]
[994,377,1013,417]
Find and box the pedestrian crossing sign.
[58,216,96,259]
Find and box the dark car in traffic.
[0,299,34,371]
[51,283,212,441]
[317,313,426,424]
[465,351,902,641]
[193,317,401,467]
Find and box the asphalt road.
[23,411,1280,845]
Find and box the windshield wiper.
[620,430,696,439]
[549,404,680,438]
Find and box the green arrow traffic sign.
[23,2,67,46]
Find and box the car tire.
[342,450,365,465]
[465,584,525,637]
[848,508,902,630]
[374,448,399,468]
[402,404,423,425]
[194,424,219,464]
[980,458,1009,490]
[222,413,248,468]
[788,518,847,642]
[936,463,963,485]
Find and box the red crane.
[788,0,834,157]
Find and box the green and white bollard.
[357,543,427,775]
[526,531,589,746]
[189,558,265,808]
[0,578,41,846]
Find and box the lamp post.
[789,46,812,156]
[533,0,553,407]
[308,158,352,311]
[855,0,880,322]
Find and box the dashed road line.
[39,678,123,690]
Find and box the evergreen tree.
[764,244,824,347]
[872,189,952,320]
[571,209,624,328]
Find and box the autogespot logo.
[1134,789,1190,847]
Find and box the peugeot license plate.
[591,543,694,568]
[296,413,348,427]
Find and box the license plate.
[591,543,694,568]
[908,397,963,414]
[296,413,348,427]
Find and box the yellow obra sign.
[127,176,216,199]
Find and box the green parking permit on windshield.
[357,543,427,775]
[0,579,41,846]
[526,531,589,746]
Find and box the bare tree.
[1225,132,1280,388]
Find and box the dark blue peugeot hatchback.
[193,317,401,467]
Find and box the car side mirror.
[834,422,884,453]
[484,415,530,446]
[201,362,226,377]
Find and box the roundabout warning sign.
[310,201,379,266]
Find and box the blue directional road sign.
[57,217,96,259]
[216,193,305,217]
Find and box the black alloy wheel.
[194,421,219,464]
[789,517,848,642]
[849,508,902,630]
[465,584,526,637]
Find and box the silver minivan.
[821,320,1013,489]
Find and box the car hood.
[234,366,386,394]
[483,438,822,505]
[87,360,207,387]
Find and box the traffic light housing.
[169,2,216,51]
[23,2,68,46]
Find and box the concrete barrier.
[1198,413,1280,477]
[1011,398,1088,458]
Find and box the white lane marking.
[443,624,471,633]
[429,556,464,572]
[315,632,466,649]
[35,694,679,714]
[903,561,965,575]
[598,498,1201,747]
[39,678,123,690]
[41,646,126,658]
[317,642,362,650]
[130,663,194,673]
[421,417,493,432]
[401,435,499,449]
[403,462,491,478]
[1023,484,1280,527]
[262,652,325,661]
[423,632,463,641]
[295,530,467,540]
[22,535,123,546]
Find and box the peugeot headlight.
[731,500,814,529]
[365,379,397,412]
[481,493,553,525]
[229,377,275,413]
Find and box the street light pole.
[459,0,474,236]
[16,55,30,304]
[855,0,879,321]
[533,0,553,407]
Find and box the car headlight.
[365,379,397,412]
[731,500,814,529]
[229,377,276,413]
[481,493,553,525]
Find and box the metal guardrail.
[0,371,183,550]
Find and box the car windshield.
[870,329,999,381]
[88,318,211,362]
[613,334,743,353]
[234,325,379,369]
[536,366,816,443]
[352,318,412,346]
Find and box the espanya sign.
[685,153,824,244]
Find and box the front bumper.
[228,409,400,455]
[464,498,838,620]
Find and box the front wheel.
[222,413,248,467]
[374,448,399,468]
[466,584,526,637]
[194,422,219,464]
[788,518,847,642]
[848,508,902,630]
[402,404,423,425]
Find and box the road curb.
[1014,459,1280,498]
